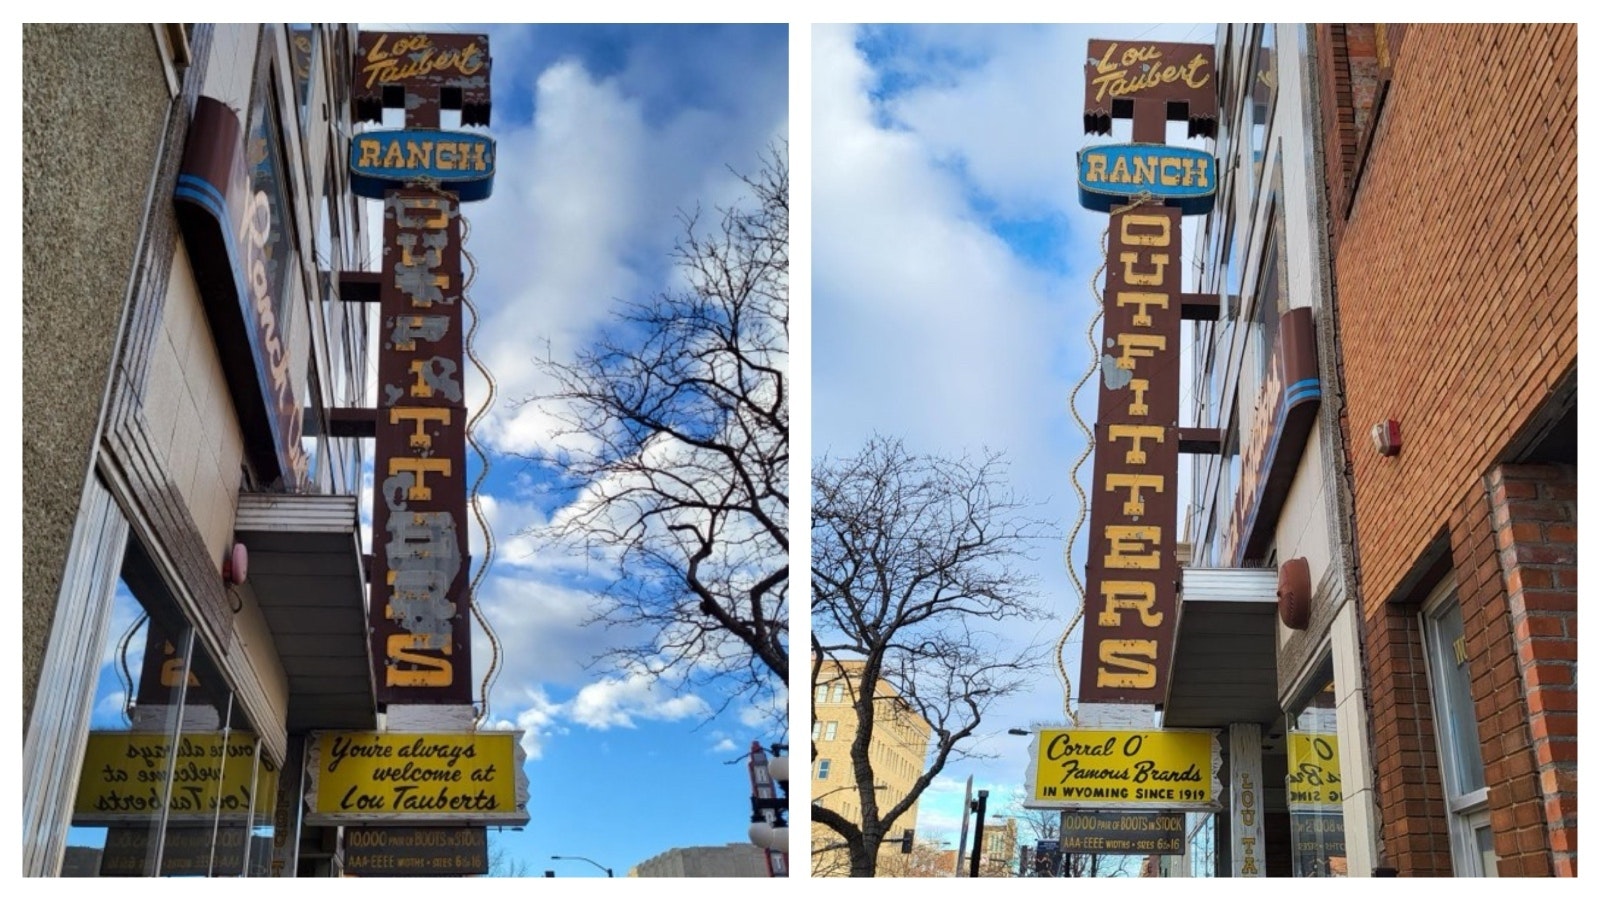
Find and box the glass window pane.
[1428,599,1487,795]
[1288,671,1347,877]
[1475,823,1497,876]
[63,580,185,876]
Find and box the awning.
[1161,567,1281,729]
[235,493,377,733]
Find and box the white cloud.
[811,25,1070,464]
[497,689,564,761]
[566,669,712,729]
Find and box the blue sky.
[363,22,789,877]
[811,22,1217,855]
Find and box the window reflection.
[62,541,277,876]
[1287,672,1347,877]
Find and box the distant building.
[810,659,932,876]
[926,819,1017,879]
[976,816,1018,877]
[629,843,770,877]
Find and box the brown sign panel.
[343,826,489,876]
[1059,811,1186,855]
[1226,306,1320,565]
[1084,40,1217,140]
[1080,205,1183,704]
[174,96,309,489]
[354,32,491,127]
[370,190,472,705]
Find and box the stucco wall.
[22,24,173,729]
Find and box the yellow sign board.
[305,731,529,826]
[73,731,278,826]
[1026,727,1219,810]
[1287,732,1342,808]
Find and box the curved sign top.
[350,130,496,201]
[1078,143,1217,215]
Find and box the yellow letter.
[1098,640,1158,689]
[386,635,453,687]
[1105,473,1163,516]
[1120,251,1170,286]
[1115,333,1166,370]
[391,407,451,451]
[1120,212,1171,246]
[1106,424,1164,465]
[1115,290,1169,326]
[388,458,451,501]
[357,138,381,168]
[1133,155,1157,185]
[1104,526,1162,570]
[1085,151,1107,184]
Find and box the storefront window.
[1287,668,1346,877]
[1249,186,1289,395]
[1186,812,1216,877]
[289,26,317,127]
[1247,25,1277,213]
[1423,581,1497,876]
[61,540,277,876]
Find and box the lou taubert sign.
[303,732,529,826]
[1024,728,1221,811]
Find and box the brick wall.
[1362,598,1453,876]
[1330,23,1576,621]
[1481,463,1577,876]
[1323,23,1577,877]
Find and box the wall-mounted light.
[1277,557,1311,630]
[222,542,249,585]
[1370,419,1401,457]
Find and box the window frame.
[1420,577,1497,876]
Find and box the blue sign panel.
[350,129,495,201]
[1078,143,1216,215]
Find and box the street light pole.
[550,855,613,877]
[953,775,973,876]
[968,789,989,878]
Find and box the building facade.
[1166,21,1376,878]
[1315,23,1577,877]
[1166,22,1575,878]
[629,843,771,877]
[810,659,933,876]
[23,24,376,876]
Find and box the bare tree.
[486,841,530,877]
[1001,792,1138,878]
[875,836,959,878]
[810,436,1050,877]
[522,146,787,709]
[1005,788,1060,846]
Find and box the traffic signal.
[899,829,914,853]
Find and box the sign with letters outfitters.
[1076,38,1217,705]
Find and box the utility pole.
[968,789,990,877]
[953,775,973,876]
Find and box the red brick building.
[1316,24,1576,877]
